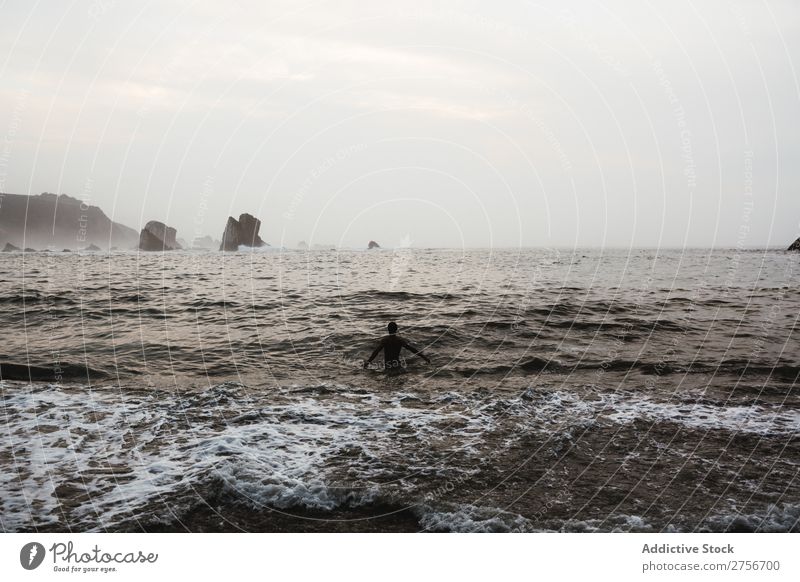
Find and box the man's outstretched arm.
[402,340,431,363]
[364,340,383,368]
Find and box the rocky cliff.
[0,192,138,250]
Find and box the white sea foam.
[518,387,800,437]
[700,503,800,532]
[534,513,655,533]
[0,382,497,531]
[603,396,800,436]
[1,380,797,532]
[416,503,534,533]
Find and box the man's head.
[387,321,398,334]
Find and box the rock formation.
[368,240,380,249]
[219,213,266,251]
[0,192,138,249]
[789,238,800,251]
[2,243,21,252]
[83,243,102,251]
[190,234,216,250]
[297,241,308,250]
[139,221,181,251]
[219,217,240,251]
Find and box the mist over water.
[1,248,798,532]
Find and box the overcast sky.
[1,0,798,248]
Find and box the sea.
[0,247,798,532]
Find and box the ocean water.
[0,247,798,532]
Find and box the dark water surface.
[1,248,798,532]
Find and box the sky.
[0,0,798,249]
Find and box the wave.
[452,357,562,376]
[200,464,381,513]
[1,380,797,532]
[534,513,655,533]
[346,290,460,302]
[452,357,800,379]
[715,359,800,380]
[699,503,800,533]
[416,504,533,533]
[0,292,77,305]
[541,318,687,333]
[0,382,491,531]
[236,244,281,252]
[0,361,110,382]
[188,298,241,309]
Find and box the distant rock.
[177,237,188,249]
[0,192,138,249]
[368,240,380,249]
[190,234,216,249]
[139,221,181,251]
[219,213,266,251]
[2,243,21,252]
[23,248,36,252]
[297,241,308,250]
[62,248,71,252]
[789,238,800,251]
[82,243,102,252]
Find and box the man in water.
[363,321,431,371]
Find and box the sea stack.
[219,213,266,251]
[190,234,215,250]
[139,221,181,251]
[789,237,800,251]
[2,243,21,252]
[368,240,380,249]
